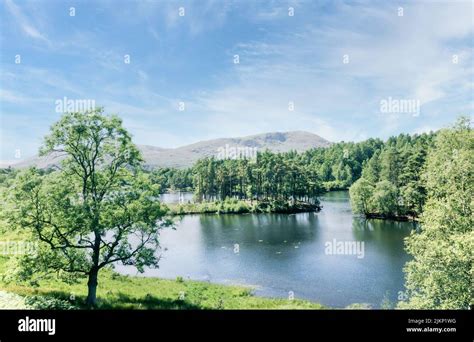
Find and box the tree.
[349,178,374,215]
[398,141,430,216]
[6,109,172,306]
[353,132,435,218]
[400,117,473,309]
[318,161,332,182]
[371,180,399,216]
[379,146,400,186]
[361,150,381,184]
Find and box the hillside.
[5,131,331,169]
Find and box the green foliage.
[371,180,399,216]
[25,295,77,310]
[350,117,472,308]
[306,139,383,189]
[2,112,469,310]
[188,139,383,205]
[0,269,326,310]
[400,117,473,309]
[349,178,374,215]
[2,108,172,306]
[349,131,434,218]
[219,198,250,214]
[169,197,320,215]
[361,150,380,184]
[0,168,18,187]
[191,151,323,205]
[345,303,372,310]
[150,168,193,193]
[155,139,382,202]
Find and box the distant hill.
[4,131,331,169]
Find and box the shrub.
[25,295,77,310]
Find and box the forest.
[0,120,461,221]
[349,132,435,219]
[151,132,437,219]
[146,139,386,214]
[151,139,384,197]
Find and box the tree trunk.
[86,267,99,307]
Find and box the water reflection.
[117,191,413,308]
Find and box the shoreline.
[362,213,419,222]
[0,270,328,310]
[168,200,322,216]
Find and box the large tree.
[371,180,399,216]
[7,109,171,306]
[400,117,473,309]
[349,178,374,215]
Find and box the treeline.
[191,151,322,204]
[399,118,473,309]
[0,168,17,186]
[0,131,438,218]
[150,168,193,192]
[151,139,383,201]
[301,138,383,190]
[349,132,435,219]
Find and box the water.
[117,191,414,308]
[159,192,194,204]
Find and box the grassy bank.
[168,198,321,215]
[0,268,326,310]
[0,228,326,310]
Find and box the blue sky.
[0,0,473,163]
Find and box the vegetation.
[301,139,383,190]
[2,109,173,307]
[0,112,471,310]
[150,167,193,193]
[349,132,434,219]
[0,109,327,310]
[168,198,319,215]
[191,152,323,204]
[399,118,473,309]
[153,139,383,214]
[349,117,473,309]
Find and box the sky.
[0,0,473,162]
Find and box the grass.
[0,270,326,310]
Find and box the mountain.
[5,131,331,169]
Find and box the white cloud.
[183,1,473,141]
[1,0,472,156]
[0,89,50,104]
[4,0,49,43]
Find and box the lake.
[117,191,414,308]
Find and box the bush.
[25,295,77,310]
